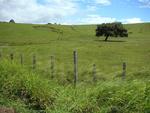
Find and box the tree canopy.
[96,22,128,41]
[9,19,15,23]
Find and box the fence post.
[122,62,126,80]
[93,64,97,82]
[10,53,14,61]
[50,55,54,79]
[20,54,23,66]
[0,52,1,58]
[32,54,36,70]
[73,50,78,88]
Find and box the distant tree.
[9,19,15,23]
[96,22,128,41]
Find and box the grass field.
[0,22,150,113]
[0,22,150,78]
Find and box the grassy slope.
[0,22,150,77]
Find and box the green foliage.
[9,19,15,23]
[0,60,57,112]
[96,22,128,41]
[0,61,149,113]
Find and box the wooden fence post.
[0,52,1,58]
[50,55,54,79]
[122,62,126,80]
[20,54,23,66]
[10,53,14,61]
[32,54,36,70]
[73,50,78,88]
[93,64,97,82]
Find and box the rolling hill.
[0,22,150,113]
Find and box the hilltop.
[0,22,150,45]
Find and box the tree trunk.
[105,35,109,41]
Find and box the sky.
[0,0,150,24]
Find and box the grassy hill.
[0,22,150,113]
[0,22,150,76]
[0,22,150,45]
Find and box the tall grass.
[0,60,149,113]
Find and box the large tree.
[9,19,15,23]
[96,22,128,41]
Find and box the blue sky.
[0,0,150,24]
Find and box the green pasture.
[0,22,150,80]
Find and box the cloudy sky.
[0,0,150,24]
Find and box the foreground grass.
[0,60,149,113]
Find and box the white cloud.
[95,0,111,6]
[86,5,97,11]
[0,0,113,24]
[122,18,143,24]
[0,0,78,23]
[138,0,150,8]
[85,0,111,11]
[67,16,143,25]
[76,14,116,24]
[82,0,111,6]
[0,0,146,24]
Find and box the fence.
[0,51,127,87]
